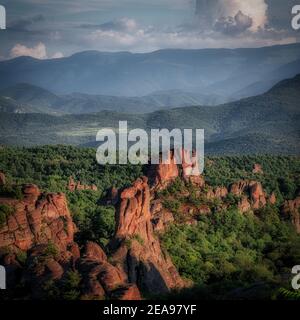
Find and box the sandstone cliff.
[0,181,140,300]
[110,177,186,294]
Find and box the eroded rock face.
[238,197,251,213]
[151,200,174,233]
[252,164,263,174]
[68,177,98,192]
[250,182,267,210]
[206,187,228,200]
[79,242,135,299]
[148,151,179,190]
[148,149,205,190]
[0,186,142,300]
[282,196,300,233]
[0,185,75,252]
[110,177,185,294]
[182,149,204,187]
[230,180,267,210]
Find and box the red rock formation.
[230,180,267,210]
[111,177,185,294]
[151,200,174,233]
[206,187,228,200]
[68,177,76,191]
[282,196,300,233]
[148,149,205,190]
[249,182,267,209]
[230,181,251,196]
[238,197,251,213]
[149,150,179,190]
[182,149,203,187]
[198,205,211,215]
[214,187,228,199]
[111,284,141,300]
[0,185,76,252]
[79,242,139,299]
[0,184,142,300]
[68,177,98,192]
[252,164,263,174]
[0,171,6,185]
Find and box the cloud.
[10,42,47,59]
[85,18,296,53]
[9,14,45,32]
[80,17,138,32]
[214,10,253,34]
[10,42,64,59]
[196,0,268,33]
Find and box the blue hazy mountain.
[0,44,300,100]
[0,83,225,114]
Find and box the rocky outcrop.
[238,197,251,213]
[79,242,140,300]
[68,177,98,192]
[0,171,6,185]
[0,185,141,300]
[148,149,204,190]
[0,184,76,252]
[151,200,174,233]
[250,182,267,209]
[206,187,228,200]
[281,196,300,233]
[230,180,267,210]
[182,149,205,187]
[148,150,179,190]
[252,164,263,174]
[110,177,185,294]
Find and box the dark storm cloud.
[9,14,45,32]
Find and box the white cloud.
[10,42,48,59]
[10,42,64,59]
[196,0,268,33]
[86,21,297,53]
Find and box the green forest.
[0,145,299,299]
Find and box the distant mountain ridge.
[0,83,225,114]
[0,74,299,155]
[0,43,300,100]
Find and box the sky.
[0,0,299,60]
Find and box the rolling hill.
[0,84,224,114]
[0,75,299,155]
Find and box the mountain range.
[0,83,224,114]
[0,43,300,101]
[0,74,299,155]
